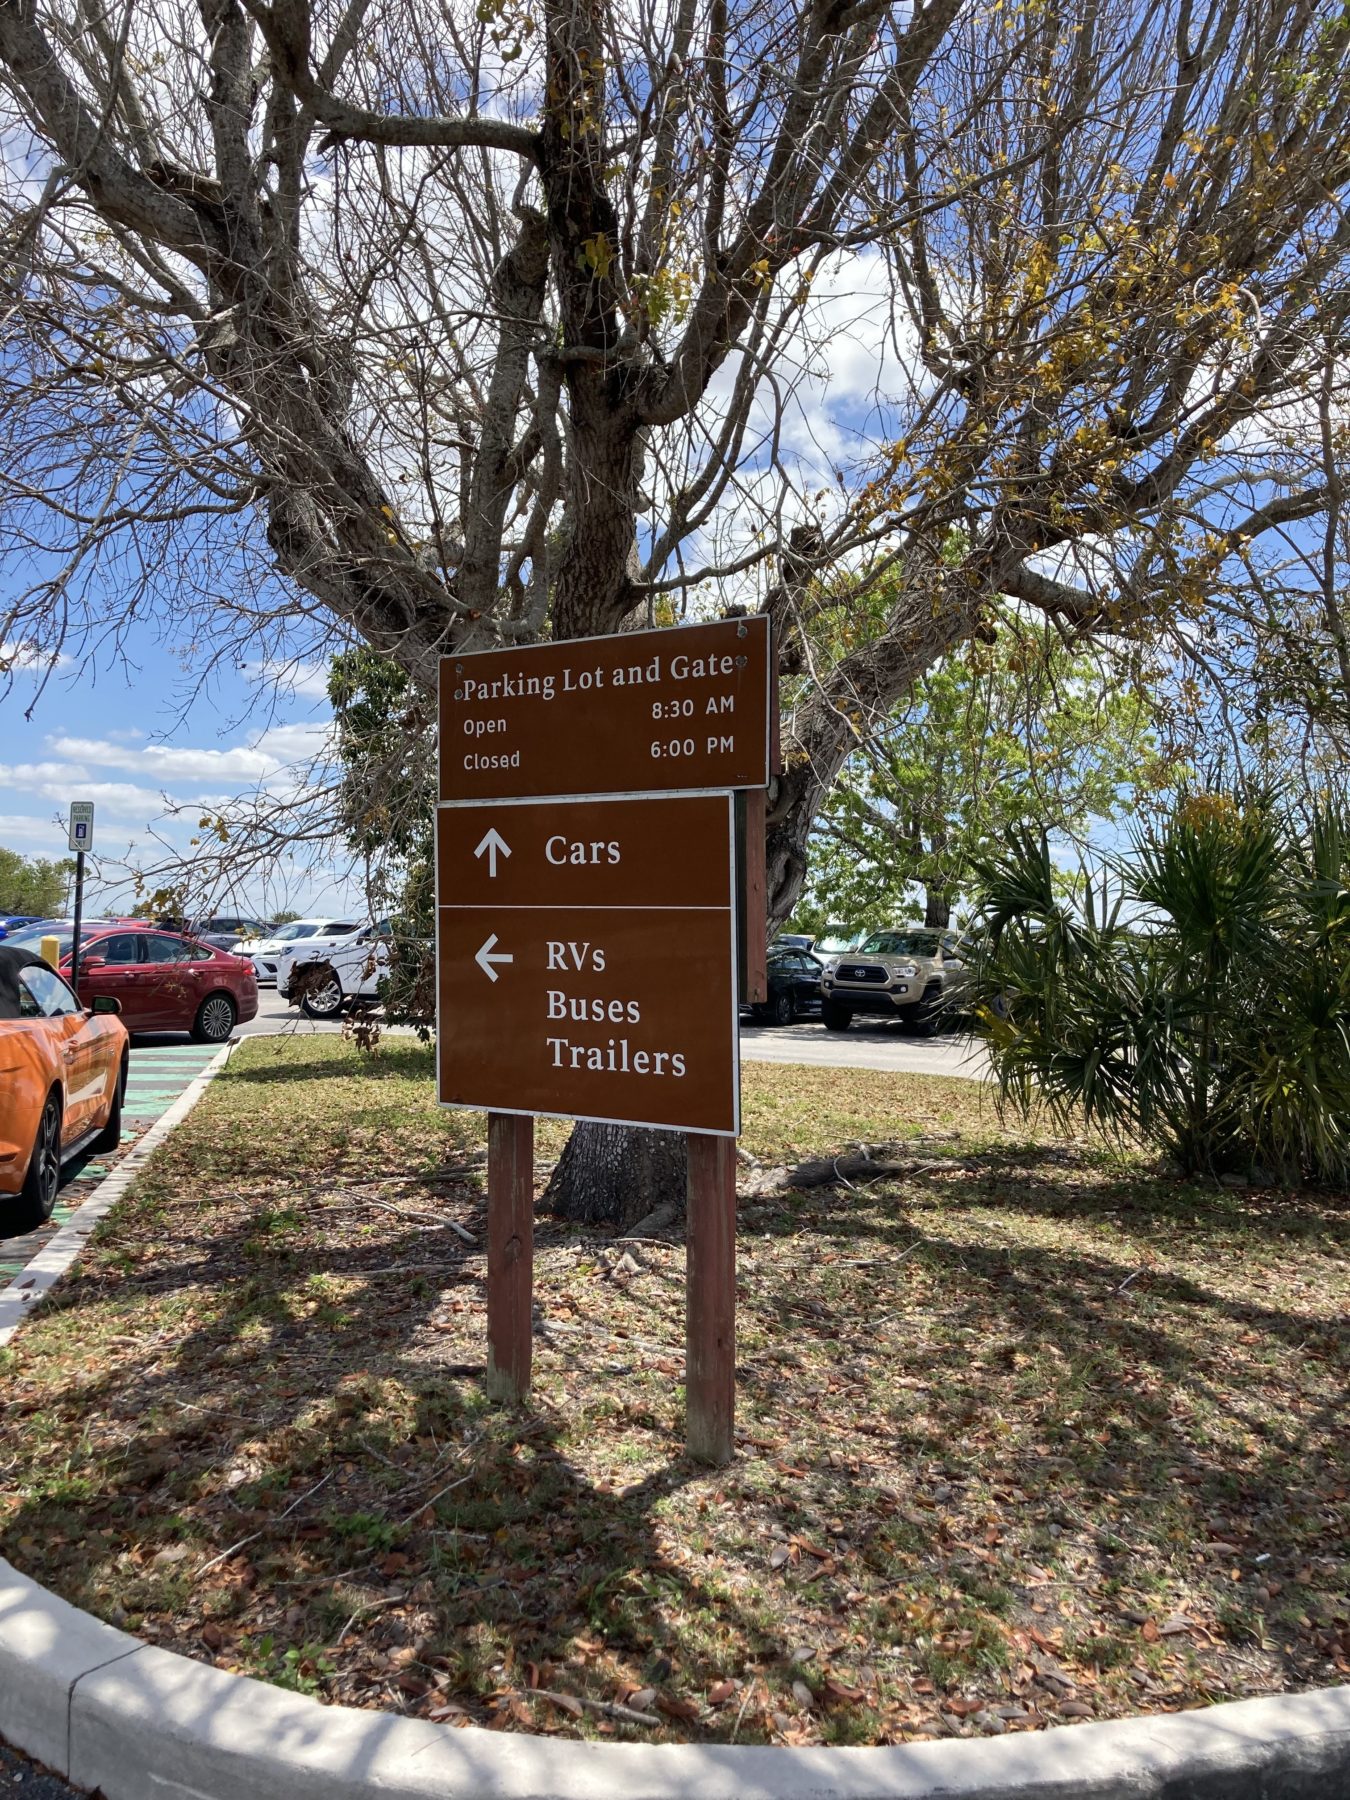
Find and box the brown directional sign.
[436,793,739,1135]
[439,615,771,802]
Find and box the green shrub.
[967,795,1350,1184]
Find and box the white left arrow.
[475,933,513,982]
[474,826,512,878]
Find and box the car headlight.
[887,962,919,978]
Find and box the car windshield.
[857,930,942,957]
[270,923,320,941]
[4,925,105,959]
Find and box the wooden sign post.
[485,1113,534,1404]
[686,1133,737,1464]
[437,618,773,1462]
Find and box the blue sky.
[0,632,358,918]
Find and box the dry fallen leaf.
[656,1693,701,1722]
[823,1677,864,1704]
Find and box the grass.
[1,1034,1347,1747]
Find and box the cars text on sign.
[438,615,771,802]
[436,793,738,1135]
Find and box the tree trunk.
[544,1121,687,1231]
[924,886,952,928]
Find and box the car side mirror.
[81,956,107,971]
[91,994,122,1015]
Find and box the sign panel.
[68,801,94,853]
[436,793,739,1134]
[439,615,771,803]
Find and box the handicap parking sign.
[68,801,95,853]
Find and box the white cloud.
[248,720,332,762]
[46,720,332,783]
[33,778,199,818]
[49,736,284,781]
[0,759,91,784]
[244,660,334,701]
[0,640,67,674]
[0,811,65,848]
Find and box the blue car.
[0,916,40,941]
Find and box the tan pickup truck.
[819,927,968,1034]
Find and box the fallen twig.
[194,1471,333,1581]
[519,1687,661,1727]
[351,1261,483,1276]
[730,1678,758,1741]
[365,1197,477,1243]
[329,1590,408,1649]
[403,1468,477,1521]
[841,1238,926,1270]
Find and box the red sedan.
[6,922,258,1042]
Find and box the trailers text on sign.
[436,793,739,1136]
[439,615,771,802]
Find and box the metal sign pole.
[70,849,85,997]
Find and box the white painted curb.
[0,1041,234,1348]
[0,1564,1347,1799]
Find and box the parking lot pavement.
[242,989,988,1076]
[739,1019,989,1078]
[0,1741,83,1799]
[0,1039,222,1281]
[236,986,348,1037]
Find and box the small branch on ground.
[194,1471,333,1581]
[519,1687,661,1727]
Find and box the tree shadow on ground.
[4,1128,1348,1739]
[0,1187,785,1734]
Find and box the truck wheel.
[822,1001,853,1032]
[913,985,944,1037]
[301,971,345,1020]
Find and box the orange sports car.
[0,945,129,1234]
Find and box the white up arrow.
[475,934,513,982]
[473,827,512,878]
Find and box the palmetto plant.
[967,796,1350,1184]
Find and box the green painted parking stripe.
[0,1041,232,1291]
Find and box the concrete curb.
[1,1563,1347,1799]
[0,1040,234,1348]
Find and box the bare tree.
[3,0,1350,1220]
